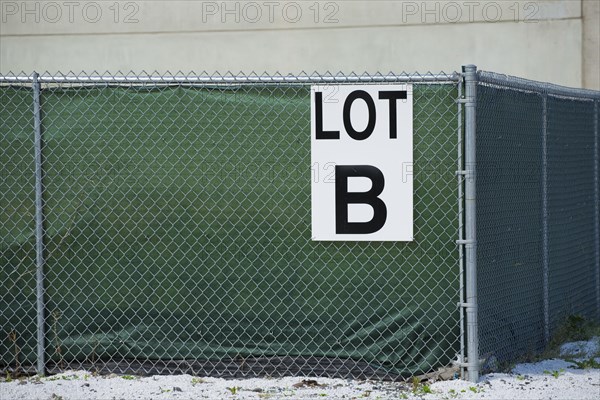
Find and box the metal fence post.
[457,78,466,379]
[595,100,600,322]
[462,64,479,382]
[542,92,550,343]
[33,72,46,376]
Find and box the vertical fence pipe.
[542,93,550,343]
[462,64,479,382]
[33,72,46,376]
[594,100,599,321]
[457,79,466,379]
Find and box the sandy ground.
[1,338,599,400]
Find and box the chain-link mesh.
[476,84,546,361]
[1,72,461,380]
[476,71,600,367]
[547,96,598,329]
[0,82,37,373]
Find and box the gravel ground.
[1,338,599,400]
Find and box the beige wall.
[0,0,597,89]
[582,0,599,90]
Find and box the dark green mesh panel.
[547,97,597,329]
[476,77,600,367]
[476,84,546,362]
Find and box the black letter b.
[335,165,387,234]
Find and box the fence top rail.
[478,70,600,100]
[0,71,460,84]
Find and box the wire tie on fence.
[456,239,475,245]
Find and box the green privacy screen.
[476,85,546,361]
[1,79,459,379]
[476,73,600,366]
[0,87,37,374]
[546,97,598,331]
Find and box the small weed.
[50,395,64,400]
[5,371,12,382]
[574,358,600,369]
[191,377,206,385]
[359,390,372,397]
[411,376,420,392]
[121,375,136,380]
[318,394,327,397]
[550,315,594,348]
[160,387,172,393]
[539,315,600,360]
[51,311,65,370]
[468,386,484,393]
[410,380,434,396]
[227,386,241,395]
[44,374,79,382]
[8,331,21,375]
[399,393,409,399]
[516,375,525,381]
[543,369,564,378]
[495,316,600,373]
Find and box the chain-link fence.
[2,68,599,382]
[476,71,600,367]
[1,71,463,381]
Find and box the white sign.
[311,84,413,241]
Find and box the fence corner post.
[462,64,479,383]
[33,72,46,377]
[594,100,600,323]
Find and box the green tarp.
[1,83,459,377]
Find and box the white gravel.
[2,338,599,400]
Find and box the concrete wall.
[582,0,599,90]
[0,1,597,89]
